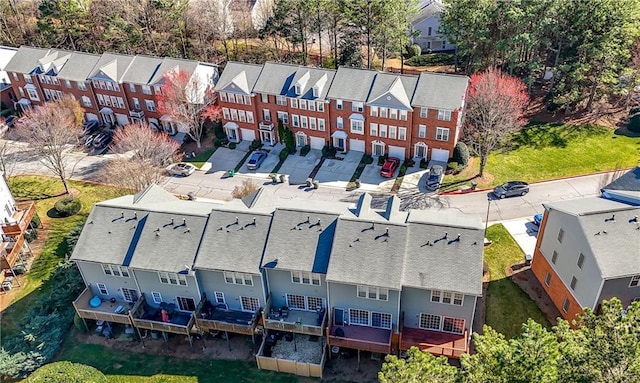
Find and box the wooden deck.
[195,297,257,335]
[72,287,138,325]
[1,233,25,270]
[263,296,327,336]
[327,324,392,354]
[399,327,468,358]
[131,293,195,335]
[1,201,35,237]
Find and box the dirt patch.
[180,131,217,158]
[455,157,495,186]
[506,263,561,326]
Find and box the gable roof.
[287,67,336,100]
[412,0,445,24]
[215,61,263,95]
[326,67,377,102]
[544,198,640,278]
[56,52,101,82]
[194,209,272,274]
[367,73,417,110]
[261,208,339,274]
[149,57,199,85]
[412,71,469,110]
[602,167,640,192]
[404,209,484,295]
[121,55,164,85]
[253,62,298,96]
[88,53,135,82]
[4,46,52,73]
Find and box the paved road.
[3,139,618,223]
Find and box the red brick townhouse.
[216,62,469,161]
[4,46,219,133]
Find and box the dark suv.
[493,181,529,198]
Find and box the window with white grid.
[370,106,378,117]
[419,313,441,330]
[158,272,187,286]
[96,283,108,296]
[241,296,260,312]
[371,312,392,329]
[307,296,324,311]
[214,291,225,304]
[276,95,287,105]
[436,127,450,141]
[431,290,441,302]
[453,293,463,305]
[122,288,137,302]
[437,109,452,121]
[357,285,388,301]
[151,291,162,303]
[442,317,465,334]
[420,107,428,118]
[286,294,306,310]
[224,271,253,286]
[349,309,369,326]
[630,275,640,287]
[442,291,452,304]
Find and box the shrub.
[213,120,226,139]
[406,44,421,58]
[26,361,107,383]
[453,142,470,168]
[228,142,237,150]
[322,145,337,158]
[214,138,228,148]
[629,114,640,133]
[405,53,455,67]
[419,158,428,169]
[30,213,41,228]
[54,197,81,217]
[232,179,259,199]
[249,139,262,151]
[447,161,460,174]
[300,145,311,156]
[279,148,290,161]
[362,154,374,164]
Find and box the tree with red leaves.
[103,123,181,191]
[157,69,220,149]
[464,67,529,177]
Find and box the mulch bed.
[507,264,562,326]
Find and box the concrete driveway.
[314,151,361,188]
[206,141,250,176]
[237,143,283,178]
[278,149,322,185]
[501,218,540,262]
[358,163,396,192]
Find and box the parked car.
[82,120,101,136]
[379,157,400,178]
[533,213,543,226]
[493,181,529,198]
[426,165,444,190]
[247,150,268,170]
[166,162,196,176]
[84,133,99,147]
[92,132,113,148]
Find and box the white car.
[166,162,196,177]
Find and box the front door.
[102,113,116,126]
[296,134,307,147]
[372,142,385,157]
[260,130,274,145]
[226,127,238,142]
[415,144,427,159]
[334,137,345,151]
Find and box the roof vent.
[630,215,639,223]
[134,212,137,220]
[155,231,160,237]
[605,214,615,222]
[171,218,174,225]
[235,216,239,224]
[183,218,187,226]
[218,226,223,231]
[155,227,160,232]
[121,211,124,218]
[253,217,256,225]
[186,227,190,233]
[444,232,448,239]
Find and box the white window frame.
[81,96,92,108]
[151,291,163,304]
[437,109,452,121]
[352,101,364,112]
[122,288,137,302]
[243,95,251,105]
[240,296,260,312]
[390,108,398,119]
[357,285,389,301]
[27,88,39,101]
[336,116,344,129]
[370,106,378,117]
[23,74,32,83]
[317,102,325,112]
[300,99,307,110]
[101,264,130,278]
[308,101,316,111]
[380,107,388,118]
[292,114,300,127]
[309,117,317,130]
[349,308,369,326]
[142,85,152,95]
[419,313,441,330]
[145,99,156,112]
[77,81,87,91]
[370,123,378,137]
[335,99,343,110]
[132,97,140,109]
[435,127,449,141]
[301,116,308,129]
[399,127,407,141]
[290,98,298,108]
[224,271,254,286]
[442,317,465,334]
[379,124,387,138]
[350,119,364,134]
[371,311,392,329]
[276,95,287,106]
[261,93,268,103]
[96,283,108,296]
[389,126,397,140]
[214,291,226,304]
[158,272,187,286]
[230,109,238,121]
[318,118,325,131]
[64,79,72,88]
[399,110,408,121]
[418,125,427,138]
[277,111,289,124]
[431,290,464,306]
[129,83,136,92]
[247,111,254,123]
[222,107,230,120]
[630,275,640,287]
[545,272,552,287]
[291,271,321,285]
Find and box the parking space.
[206,141,250,175]
[501,218,540,263]
[358,163,396,192]
[314,151,361,188]
[237,144,283,177]
[399,165,430,193]
[278,149,322,185]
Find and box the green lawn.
[484,224,550,338]
[184,146,216,169]
[58,336,299,383]
[2,176,127,339]
[446,123,640,188]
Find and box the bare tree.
[14,96,83,194]
[464,68,530,177]
[189,0,235,61]
[103,123,181,192]
[157,69,220,149]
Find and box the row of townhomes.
[0,175,36,292]
[1,46,219,135]
[216,61,469,162]
[71,185,484,378]
[531,167,640,322]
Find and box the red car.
[380,157,401,178]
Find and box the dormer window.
[312,86,319,97]
[295,83,301,95]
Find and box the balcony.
[0,233,26,270]
[72,287,141,325]
[1,201,35,237]
[256,330,327,378]
[259,121,274,131]
[194,293,258,336]
[129,109,145,118]
[399,327,468,358]
[130,293,195,336]
[263,297,327,337]
[327,324,392,354]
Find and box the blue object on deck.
[89,296,102,308]
[114,305,124,314]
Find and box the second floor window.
[350,119,364,134]
[629,275,640,287]
[370,123,378,136]
[261,93,268,103]
[336,116,344,129]
[158,272,187,286]
[291,271,321,285]
[431,289,463,305]
[224,271,253,286]
[23,74,32,83]
[77,81,87,91]
[420,107,428,118]
[357,285,388,301]
[437,109,452,121]
[318,118,325,131]
[370,106,378,117]
[102,264,130,277]
[436,127,450,141]
[276,95,287,105]
[129,83,136,92]
[277,111,288,124]
[145,100,156,112]
[352,101,364,112]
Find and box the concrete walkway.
[500,218,540,262]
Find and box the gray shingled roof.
[56,52,101,82]
[261,208,339,273]
[326,217,408,290]
[252,62,298,96]
[88,53,135,82]
[412,0,445,23]
[602,167,640,192]
[215,61,263,95]
[411,72,469,110]
[404,209,484,295]
[121,55,164,85]
[367,73,418,110]
[326,67,377,102]
[287,67,336,100]
[0,46,18,72]
[194,209,272,274]
[4,46,51,73]
[149,57,199,85]
[544,198,640,278]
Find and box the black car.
[493,181,529,198]
[82,120,101,136]
[93,132,113,148]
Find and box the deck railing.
[1,201,35,237]
[262,295,327,336]
[194,293,256,335]
[130,293,195,335]
[0,233,25,269]
[399,329,469,358]
[72,287,141,325]
[255,331,327,378]
[326,327,392,354]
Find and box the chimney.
[384,195,401,221]
[355,193,372,218]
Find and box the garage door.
[116,114,130,126]
[431,148,450,162]
[388,145,405,160]
[310,136,324,150]
[85,113,98,122]
[349,139,365,152]
[240,128,255,141]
